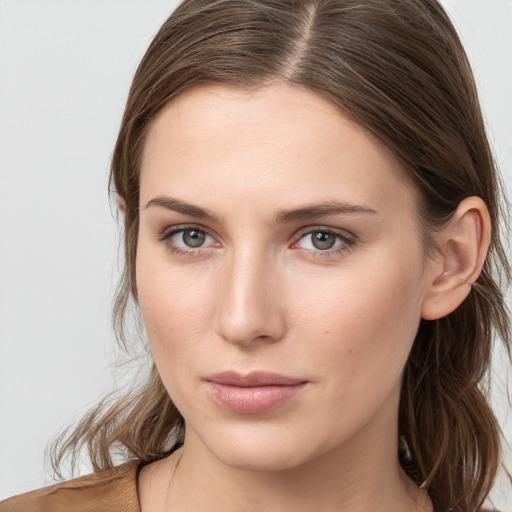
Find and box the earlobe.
[118,196,127,214]
[421,196,491,321]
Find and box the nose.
[213,249,287,347]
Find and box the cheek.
[136,245,206,353]
[136,252,219,413]
[291,256,426,384]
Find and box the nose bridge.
[215,244,285,346]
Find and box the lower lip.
[206,382,306,414]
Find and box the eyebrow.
[145,196,377,223]
[145,196,221,223]
[274,201,377,223]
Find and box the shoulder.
[0,460,141,512]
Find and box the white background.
[0,0,511,508]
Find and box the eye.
[160,225,218,253]
[175,228,209,248]
[295,229,353,252]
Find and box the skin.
[134,83,489,512]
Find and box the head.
[109,0,510,510]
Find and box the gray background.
[0,0,511,508]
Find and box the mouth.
[205,371,308,414]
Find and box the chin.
[211,441,310,472]
[188,419,330,473]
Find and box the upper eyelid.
[293,225,355,240]
[159,223,214,238]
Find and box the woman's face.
[137,83,434,471]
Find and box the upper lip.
[206,371,306,387]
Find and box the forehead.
[140,83,417,218]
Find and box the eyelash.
[157,224,356,259]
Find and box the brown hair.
[50,1,511,510]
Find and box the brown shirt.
[0,461,502,512]
[0,460,141,512]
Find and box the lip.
[205,371,308,414]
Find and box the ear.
[117,195,127,214]
[421,196,491,321]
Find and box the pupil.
[312,231,335,250]
[183,229,205,248]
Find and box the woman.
[1,0,510,511]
